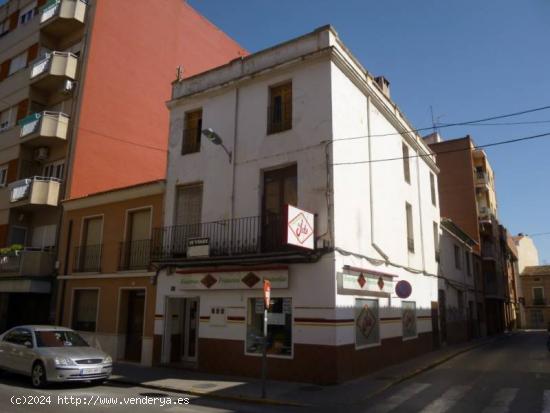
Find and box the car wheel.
[31,362,47,389]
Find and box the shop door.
[262,165,297,252]
[182,298,199,363]
[124,290,145,362]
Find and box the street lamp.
[201,128,232,163]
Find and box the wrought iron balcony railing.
[151,214,291,261]
[73,244,102,273]
[118,239,151,271]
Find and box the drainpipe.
[56,219,72,325]
[231,87,239,221]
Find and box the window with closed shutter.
[182,109,202,155]
[15,100,29,122]
[175,184,203,226]
[9,51,27,75]
[268,82,292,134]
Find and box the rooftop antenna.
[430,105,438,134]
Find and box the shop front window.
[246,297,292,356]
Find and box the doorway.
[120,289,145,362]
[166,297,199,366]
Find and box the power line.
[331,104,550,141]
[528,232,550,238]
[332,131,550,165]
[79,126,167,153]
[437,119,550,127]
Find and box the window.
[454,245,462,269]
[0,164,7,187]
[530,309,544,328]
[19,2,37,25]
[402,143,410,183]
[267,81,292,134]
[9,51,27,75]
[402,301,417,339]
[43,160,64,179]
[0,19,10,36]
[3,328,32,345]
[355,298,380,348]
[430,172,437,206]
[0,107,12,131]
[433,222,439,261]
[182,109,202,155]
[465,251,471,276]
[76,216,103,272]
[175,184,203,226]
[72,290,99,332]
[533,287,544,305]
[406,202,414,253]
[246,297,292,356]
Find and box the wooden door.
[124,290,145,362]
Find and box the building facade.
[513,233,540,326]
[56,180,164,365]
[0,0,245,330]
[428,135,514,336]
[437,218,478,344]
[520,266,550,329]
[153,26,441,384]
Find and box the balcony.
[8,176,61,209]
[475,171,490,189]
[118,240,151,271]
[151,215,299,262]
[19,111,69,147]
[0,250,55,277]
[533,298,546,306]
[40,0,87,43]
[30,52,78,93]
[73,244,102,273]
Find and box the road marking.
[542,390,550,413]
[419,385,471,413]
[482,388,518,413]
[369,382,431,413]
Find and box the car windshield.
[35,331,89,348]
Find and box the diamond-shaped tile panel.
[201,274,217,289]
[357,273,366,288]
[242,272,260,288]
[356,304,377,339]
[377,276,385,290]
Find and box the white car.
[0,325,112,388]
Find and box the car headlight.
[54,357,76,366]
[103,356,112,364]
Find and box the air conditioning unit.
[34,147,49,162]
[62,80,74,94]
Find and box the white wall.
[515,236,540,274]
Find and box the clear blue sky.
[190,0,550,264]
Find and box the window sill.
[245,351,293,360]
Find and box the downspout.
[231,87,239,221]
[56,219,72,325]
[416,149,426,273]
[367,95,388,262]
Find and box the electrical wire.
[332,131,550,166]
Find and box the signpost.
[261,279,271,399]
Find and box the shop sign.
[338,270,394,295]
[173,268,289,291]
[286,205,314,250]
[263,279,271,309]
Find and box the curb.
[107,377,308,408]
[360,337,498,402]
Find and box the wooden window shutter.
[281,83,292,129]
[16,99,29,122]
[0,60,9,81]
[8,11,18,31]
[28,44,39,62]
[6,159,18,184]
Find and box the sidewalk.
[109,336,498,407]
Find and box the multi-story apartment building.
[437,218,479,344]
[0,0,245,330]
[152,26,441,384]
[520,265,550,329]
[427,134,515,335]
[56,180,164,365]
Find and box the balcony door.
[125,208,151,269]
[262,165,297,251]
[173,184,203,255]
[80,216,102,272]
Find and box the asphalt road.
[0,331,548,412]
[0,370,299,413]
[352,330,550,413]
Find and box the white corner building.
[152,25,441,384]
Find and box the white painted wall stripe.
[370,382,431,413]
[482,388,518,413]
[419,385,471,413]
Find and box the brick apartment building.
[0,0,245,332]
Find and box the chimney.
[374,76,390,98]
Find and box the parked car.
[0,325,112,388]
